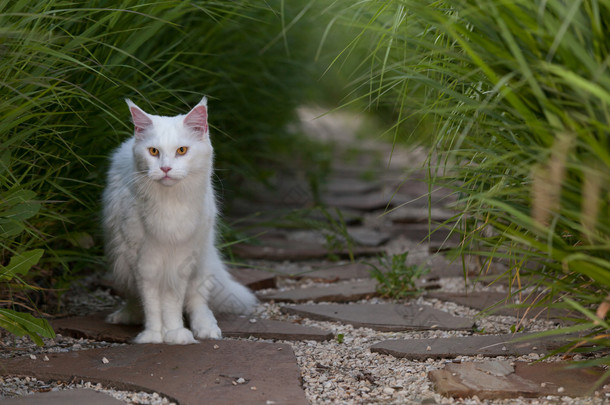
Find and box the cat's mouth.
[158,174,179,185]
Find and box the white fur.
[103,97,257,345]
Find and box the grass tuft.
[324,0,610,367]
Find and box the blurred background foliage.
[323,0,610,367]
[1,0,608,368]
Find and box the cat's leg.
[106,295,143,325]
[154,247,197,345]
[186,272,222,340]
[133,278,164,344]
[160,284,197,345]
[132,249,165,344]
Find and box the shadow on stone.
[51,312,333,343]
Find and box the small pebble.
[236,377,246,384]
[43,355,50,362]
[102,357,109,364]
[558,386,565,393]
[213,344,219,349]
[29,354,36,360]
[250,386,257,391]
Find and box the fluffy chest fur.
[135,178,215,245]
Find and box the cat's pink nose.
[161,166,172,174]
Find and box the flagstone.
[220,315,334,341]
[1,341,307,405]
[429,360,610,399]
[322,193,399,211]
[259,279,379,303]
[260,276,439,304]
[287,261,374,281]
[412,254,469,279]
[324,177,381,195]
[347,227,391,247]
[1,389,125,405]
[427,291,574,319]
[388,223,461,251]
[51,312,333,343]
[394,179,457,207]
[274,259,434,283]
[388,206,457,224]
[232,236,382,261]
[228,267,277,291]
[370,333,566,360]
[281,303,474,331]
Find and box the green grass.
[367,252,429,299]
[324,0,610,368]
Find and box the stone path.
[2,107,608,404]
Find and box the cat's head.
[126,97,212,187]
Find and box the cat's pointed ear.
[126,99,153,138]
[184,97,208,138]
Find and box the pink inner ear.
[184,105,208,135]
[130,107,153,134]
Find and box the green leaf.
[0,249,44,281]
[0,188,41,238]
[0,308,55,346]
[0,189,41,222]
[0,220,25,238]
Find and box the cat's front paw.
[133,329,163,344]
[164,328,198,345]
[192,321,222,340]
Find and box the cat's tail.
[208,267,258,315]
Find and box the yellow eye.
[148,147,159,157]
[176,146,188,156]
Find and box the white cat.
[103,96,257,345]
